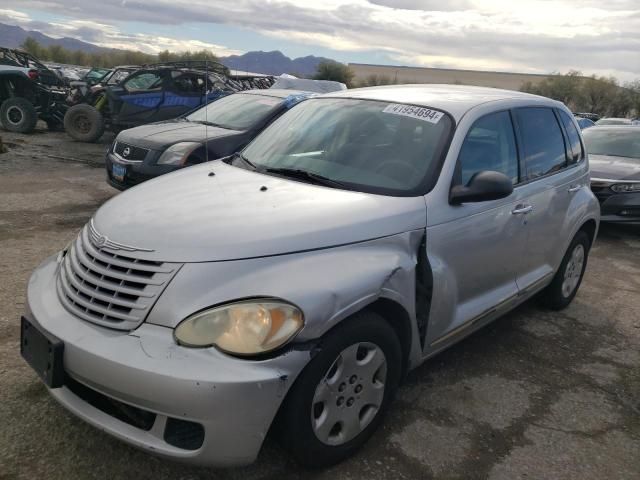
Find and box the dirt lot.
[1,128,639,480]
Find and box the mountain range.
[0,22,107,53]
[0,22,335,76]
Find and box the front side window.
[515,107,567,180]
[457,111,518,186]
[558,110,584,164]
[123,72,163,91]
[186,93,283,130]
[241,98,453,195]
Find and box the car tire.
[278,310,402,468]
[64,104,104,142]
[541,231,591,310]
[0,97,38,133]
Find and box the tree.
[314,61,354,87]
[358,74,397,87]
[521,71,639,116]
[20,37,43,58]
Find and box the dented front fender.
[147,230,425,363]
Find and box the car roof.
[320,84,558,121]
[241,89,311,99]
[586,125,640,132]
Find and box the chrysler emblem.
[88,220,154,252]
[122,147,131,157]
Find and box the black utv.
[0,48,68,133]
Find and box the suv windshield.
[583,128,640,160]
[186,93,282,130]
[242,98,453,195]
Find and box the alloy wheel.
[6,106,23,126]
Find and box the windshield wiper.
[227,152,257,170]
[263,167,347,189]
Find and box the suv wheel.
[541,231,590,310]
[64,104,105,142]
[0,97,38,133]
[278,311,401,467]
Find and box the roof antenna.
[204,59,209,165]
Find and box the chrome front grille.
[113,141,149,162]
[56,225,180,330]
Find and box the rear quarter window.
[558,110,584,164]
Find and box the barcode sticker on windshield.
[383,104,444,124]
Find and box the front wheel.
[64,104,105,142]
[0,97,38,133]
[541,231,591,310]
[278,311,402,468]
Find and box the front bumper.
[105,152,178,190]
[594,190,640,224]
[25,254,311,466]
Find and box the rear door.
[155,71,207,121]
[511,107,586,292]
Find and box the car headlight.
[611,183,640,193]
[174,300,304,355]
[157,142,202,166]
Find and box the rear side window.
[558,110,584,164]
[515,107,567,180]
[457,111,519,186]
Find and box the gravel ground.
[1,129,639,480]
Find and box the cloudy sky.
[1,1,639,81]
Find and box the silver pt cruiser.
[22,85,600,468]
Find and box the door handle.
[568,185,581,193]
[511,205,533,215]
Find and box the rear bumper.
[25,254,311,466]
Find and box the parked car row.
[21,84,604,469]
[0,48,279,138]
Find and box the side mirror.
[450,170,513,204]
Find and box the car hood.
[92,162,427,263]
[589,154,640,181]
[117,121,241,150]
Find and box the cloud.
[367,0,472,11]
[2,0,639,80]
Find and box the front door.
[116,71,166,125]
[425,110,528,347]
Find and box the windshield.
[583,128,640,160]
[186,93,282,130]
[242,98,453,195]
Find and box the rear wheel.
[64,104,104,142]
[279,311,402,467]
[0,97,38,133]
[541,231,590,310]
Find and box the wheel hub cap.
[6,106,23,125]
[562,244,584,298]
[311,342,387,446]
